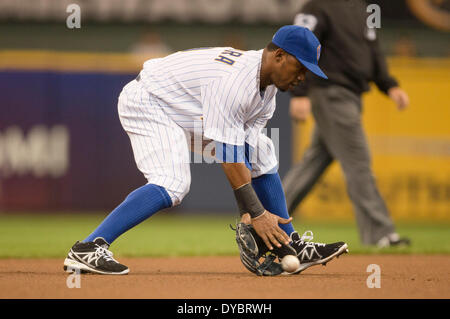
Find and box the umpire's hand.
[388,87,409,111]
[243,211,292,250]
[290,97,311,121]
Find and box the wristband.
[233,183,265,218]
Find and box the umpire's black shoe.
[377,233,411,248]
[288,231,348,274]
[63,237,129,275]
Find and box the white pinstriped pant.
[118,79,278,206]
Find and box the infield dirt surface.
[1,255,449,299]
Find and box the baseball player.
[63,26,348,275]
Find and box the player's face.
[271,52,307,92]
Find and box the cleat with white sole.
[63,237,129,275]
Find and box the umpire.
[283,0,411,247]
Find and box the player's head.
[266,25,327,92]
[265,42,308,92]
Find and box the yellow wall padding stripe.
[0,50,166,73]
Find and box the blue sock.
[84,183,172,244]
[252,172,295,236]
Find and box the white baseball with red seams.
[281,255,300,273]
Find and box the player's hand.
[388,87,409,111]
[240,213,251,225]
[251,211,292,250]
[289,97,311,122]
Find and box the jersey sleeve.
[201,75,247,146]
[368,30,399,94]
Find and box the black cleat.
[63,237,129,275]
[287,231,348,274]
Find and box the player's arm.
[201,77,290,249]
[221,162,291,250]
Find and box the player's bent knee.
[251,165,278,179]
[164,181,191,206]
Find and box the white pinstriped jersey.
[118,47,280,204]
[138,47,277,148]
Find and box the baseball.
[281,255,300,273]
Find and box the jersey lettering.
[215,55,235,65]
[214,49,243,65]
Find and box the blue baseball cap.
[272,25,327,79]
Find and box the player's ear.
[274,48,286,62]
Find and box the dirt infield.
[1,255,449,299]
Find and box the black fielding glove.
[233,222,296,276]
